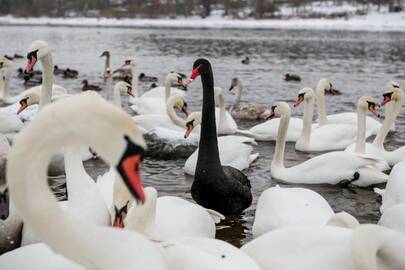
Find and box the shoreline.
[0,12,404,32]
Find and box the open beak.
[184,124,194,139]
[294,96,304,107]
[380,95,391,107]
[25,57,37,73]
[187,64,201,84]
[17,101,28,114]
[369,106,381,118]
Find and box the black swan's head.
[189,58,212,82]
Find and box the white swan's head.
[166,72,185,87]
[294,87,314,107]
[184,112,202,138]
[17,92,41,114]
[327,211,360,229]
[115,81,134,97]
[25,40,49,72]
[358,96,380,118]
[229,78,241,91]
[121,57,137,69]
[381,84,404,106]
[266,101,291,120]
[386,80,400,90]
[167,94,188,116]
[10,91,148,204]
[0,56,13,69]
[214,86,223,96]
[316,78,333,94]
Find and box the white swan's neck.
[166,100,186,127]
[316,84,328,126]
[233,83,242,109]
[39,53,54,110]
[352,225,405,270]
[300,97,314,144]
[164,77,172,102]
[273,114,290,168]
[373,100,402,148]
[217,92,227,128]
[125,187,156,237]
[3,61,12,98]
[64,145,95,203]
[113,85,122,108]
[106,76,113,101]
[131,66,139,98]
[355,106,367,153]
[105,55,110,73]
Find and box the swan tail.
[373,187,385,196]
[206,209,225,223]
[235,129,256,139]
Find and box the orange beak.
[120,155,145,203]
[184,124,194,139]
[17,101,28,115]
[294,96,304,107]
[25,57,37,73]
[127,88,135,97]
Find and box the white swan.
[184,112,259,176]
[130,72,186,115]
[269,101,382,186]
[316,78,381,135]
[294,87,359,152]
[123,186,224,241]
[378,203,405,234]
[379,161,405,213]
[326,211,360,229]
[20,145,111,246]
[0,50,66,105]
[252,185,334,238]
[345,85,405,166]
[1,92,168,269]
[242,224,405,270]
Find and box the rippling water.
[1,25,405,247]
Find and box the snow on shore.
[0,11,404,32]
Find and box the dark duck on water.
[187,58,252,216]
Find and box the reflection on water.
[2,25,404,247]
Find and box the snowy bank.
[0,12,404,32]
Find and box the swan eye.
[393,84,400,88]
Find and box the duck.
[81,80,101,91]
[241,57,250,65]
[345,85,405,166]
[23,72,42,86]
[138,72,158,82]
[294,87,359,152]
[378,203,405,234]
[0,92,168,270]
[241,224,405,270]
[284,73,301,82]
[228,78,267,120]
[316,78,381,135]
[183,112,259,176]
[252,185,334,238]
[269,101,382,186]
[186,58,252,215]
[0,46,67,106]
[379,161,405,213]
[53,65,64,75]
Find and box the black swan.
[188,58,252,215]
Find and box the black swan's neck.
[196,66,223,176]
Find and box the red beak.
[188,65,201,83]
[266,112,275,120]
[380,96,391,107]
[120,155,145,203]
[25,57,37,73]
[294,96,304,107]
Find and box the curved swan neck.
[125,188,156,235]
[131,66,139,98]
[355,106,367,153]
[166,100,186,127]
[197,66,223,175]
[373,100,402,148]
[39,53,54,110]
[3,61,12,98]
[164,76,172,102]
[233,82,242,109]
[217,91,227,128]
[352,225,405,270]
[106,76,113,101]
[273,114,290,168]
[316,85,328,126]
[300,96,314,144]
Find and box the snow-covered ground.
[0,11,403,32]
